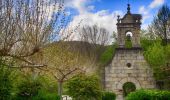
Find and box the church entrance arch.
[123,82,136,97]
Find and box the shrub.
[0,59,14,100]
[15,77,42,100]
[15,76,60,100]
[102,91,116,100]
[66,74,102,100]
[126,89,170,100]
[33,89,60,100]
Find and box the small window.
[126,63,131,68]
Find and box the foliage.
[143,40,168,80]
[102,91,116,100]
[140,38,156,51]
[144,41,166,67]
[125,38,132,48]
[126,89,170,100]
[32,89,60,100]
[100,44,116,65]
[66,74,102,100]
[16,78,42,100]
[15,74,60,100]
[0,59,14,100]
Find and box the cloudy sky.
[63,0,170,40]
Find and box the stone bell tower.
[117,4,141,48]
[105,4,155,100]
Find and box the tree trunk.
[58,81,63,100]
[164,24,167,45]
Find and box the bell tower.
[105,4,155,100]
[117,4,142,48]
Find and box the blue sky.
[64,0,170,39]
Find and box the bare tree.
[150,4,170,44]
[0,0,69,67]
[42,41,89,99]
[80,25,109,46]
[79,24,110,61]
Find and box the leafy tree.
[144,41,166,67]
[66,74,102,100]
[144,41,166,79]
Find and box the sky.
[64,0,170,40]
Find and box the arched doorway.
[123,82,136,97]
[125,31,133,48]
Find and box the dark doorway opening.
[123,82,136,97]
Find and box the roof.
[132,14,142,20]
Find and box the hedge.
[126,89,170,100]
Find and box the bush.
[66,74,102,100]
[0,59,14,100]
[126,89,170,100]
[15,76,42,100]
[102,92,116,100]
[15,75,60,100]
[33,89,60,100]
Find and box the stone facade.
[105,48,155,100]
[105,4,155,100]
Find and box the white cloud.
[139,6,148,15]
[68,10,122,41]
[138,6,151,23]
[139,0,165,29]
[65,0,91,14]
[149,0,164,9]
[87,5,95,11]
[65,0,123,43]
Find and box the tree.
[79,25,110,61]
[150,4,170,45]
[66,74,102,100]
[0,0,68,67]
[42,42,89,99]
[144,41,167,80]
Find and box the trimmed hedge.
[126,89,170,100]
[102,92,116,100]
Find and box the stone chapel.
[105,4,155,100]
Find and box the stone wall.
[105,48,155,100]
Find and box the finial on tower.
[127,4,131,14]
[117,15,120,23]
